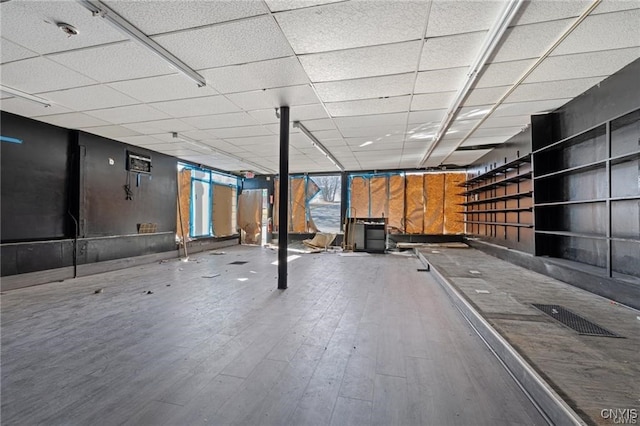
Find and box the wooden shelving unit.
[533,108,640,279]
[462,154,533,246]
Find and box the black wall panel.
[78,132,177,237]
[1,112,71,242]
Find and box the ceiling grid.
[0,0,638,174]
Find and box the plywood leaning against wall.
[424,174,445,234]
[176,169,191,241]
[405,174,425,233]
[370,176,389,219]
[212,184,236,237]
[388,175,405,232]
[290,178,306,232]
[238,190,262,244]
[350,176,370,218]
[444,173,465,234]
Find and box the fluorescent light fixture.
[359,141,373,147]
[171,132,276,175]
[293,121,345,172]
[418,0,525,167]
[78,0,207,88]
[0,85,51,107]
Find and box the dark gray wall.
[78,132,177,237]
[1,112,72,242]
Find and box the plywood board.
[176,169,191,240]
[349,176,370,218]
[370,176,389,219]
[444,173,466,235]
[238,190,262,244]
[424,174,445,234]
[405,174,424,234]
[213,184,234,237]
[388,175,405,233]
[290,177,306,232]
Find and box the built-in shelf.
[534,230,607,240]
[465,207,533,213]
[462,191,533,206]
[461,154,531,186]
[463,171,532,195]
[535,199,607,207]
[464,221,533,228]
[534,160,605,180]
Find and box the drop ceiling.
[1,0,638,174]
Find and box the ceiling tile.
[107,0,268,35]
[85,104,171,124]
[153,16,293,70]
[315,73,414,103]
[265,0,344,12]
[341,125,406,139]
[552,9,640,56]
[221,135,277,147]
[1,38,38,64]
[264,122,303,135]
[108,74,218,103]
[507,77,603,103]
[492,19,574,63]
[491,98,572,117]
[275,1,429,54]
[122,119,196,134]
[226,85,319,110]
[312,129,343,141]
[208,126,274,139]
[43,85,139,111]
[80,125,142,139]
[460,135,510,147]
[445,149,493,165]
[48,41,174,83]
[480,114,531,129]
[426,1,504,37]
[150,96,240,118]
[526,48,640,83]
[414,67,468,93]
[0,57,97,93]
[182,112,260,129]
[0,1,126,55]
[475,59,536,88]
[0,97,73,118]
[117,135,165,146]
[592,1,640,14]
[326,96,411,117]
[36,112,111,129]
[420,31,487,71]
[334,112,407,129]
[248,103,328,124]
[299,41,421,82]
[471,126,526,138]
[200,57,310,94]
[408,109,447,125]
[510,0,590,26]
[462,86,509,107]
[411,91,456,110]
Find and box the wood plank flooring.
[1,246,546,425]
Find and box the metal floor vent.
[531,304,621,338]
[229,261,248,265]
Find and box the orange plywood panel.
[238,189,262,244]
[176,169,191,240]
[212,184,234,237]
[388,174,405,232]
[405,174,424,234]
[444,173,466,234]
[370,176,389,219]
[349,176,370,218]
[290,177,306,232]
[424,173,445,234]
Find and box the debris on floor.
[338,252,371,257]
[302,233,337,251]
[202,274,221,279]
[209,251,226,255]
[94,288,103,294]
[394,242,469,249]
[146,291,153,295]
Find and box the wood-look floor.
[1,246,546,425]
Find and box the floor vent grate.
[531,304,621,338]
